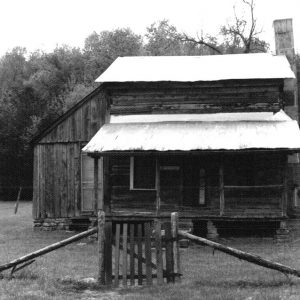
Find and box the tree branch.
[179,33,222,54]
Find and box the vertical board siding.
[35,143,84,218]
[34,91,108,219]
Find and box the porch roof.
[82,111,300,154]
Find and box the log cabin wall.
[33,88,109,220]
[107,80,284,115]
[109,153,286,218]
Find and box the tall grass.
[0,202,299,299]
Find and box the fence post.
[98,210,105,284]
[171,212,180,281]
[165,222,174,283]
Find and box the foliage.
[84,28,143,83]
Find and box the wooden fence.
[98,212,181,286]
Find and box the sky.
[0,0,299,56]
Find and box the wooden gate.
[101,214,181,286]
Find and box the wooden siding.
[108,153,286,218]
[33,143,82,219]
[33,90,108,219]
[33,79,298,221]
[106,80,284,115]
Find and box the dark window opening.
[130,157,156,190]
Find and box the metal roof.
[83,114,300,154]
[95,54,295,83]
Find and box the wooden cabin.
[33,52,300,237]
[32,19,300,237]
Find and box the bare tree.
[220,0,268,53]
[179,0,268,55]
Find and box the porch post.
[219,158,224,216]
[94,156,105,284]
[282,155,288,217]
[156,158,161,216]
[94,157,99,213]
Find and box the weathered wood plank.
[179,230,300,278]
[111,103,281,115]
[219,161,224,216]
[114,223,120,286]
[145,222,152,285]
[129,223,135,286]
[94,158,99,213]
[137,223,143,285]
[171,212,180,279]
[32,147,38,219]
[97,210,105,284]
[165,222,174,283]
[104,221,112,285]
[156,159,161,216]
[122,223,128,286]
[155,219,164,285]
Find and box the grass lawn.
[0,201,299,299]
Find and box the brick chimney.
[273,19,298,121]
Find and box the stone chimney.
[273,19,298,121]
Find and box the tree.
[220,0,269,53]
[179,0,268,54]
[145,20,183,56]
[84,28,143,83]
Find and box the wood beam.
[219,159,225,216]
[94,157,99,213]
[282,155,288,217]
[156,158,161,216]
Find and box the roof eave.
[86,148,300,157]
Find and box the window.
[130,157,156,190]
[81,152,102,211]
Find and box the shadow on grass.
[0,270,39,281]
[193,278,299,289]
[58,277,110,293]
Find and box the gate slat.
[145,222,152,285]
[105,221,112,285]
[130,223,135,286]
[122,223,128,286]
[155,219,164,285]
[114,223,120,286]
[137,223,143,285]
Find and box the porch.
[104,153,287,221]
[82,111,300,223]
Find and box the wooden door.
[160,165,181,207]
[81,153,103,212]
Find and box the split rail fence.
[98,212,181,286]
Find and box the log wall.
[107,80,284,115]
[109,153,286,218]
